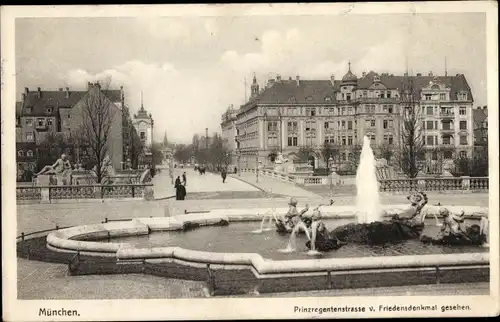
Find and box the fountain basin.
[45,205,489,295]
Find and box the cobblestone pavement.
[17,259,208,300]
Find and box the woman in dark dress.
[175,176,182,200]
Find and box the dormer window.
[27,150,33,157]
[373,76,380,82]
[25,107,32,114]
[45,107,53,114]
[325,96,331,102]
[17,150,24,157]
[458,92,468,101]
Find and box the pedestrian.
[175,176,182,200]
[179,183,187,200]
[221,168,227,183]
[182,171,187,186]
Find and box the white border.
[2,2,499,320]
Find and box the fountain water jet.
[252,210,279,234]
[306,221,323,256]
[355,136,382,224]
[278,221,311,253]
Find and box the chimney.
[65,87,70,98]
[120,86,124,101]
[276,75,281,82]
[416,73,422,76]
[296,75,300,86]
[330,74,335,86]
[428,71,433,76]
[37,87,41,98]
[24,87,29,95]
[362,72,366,78]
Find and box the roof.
[240,72,474,108]
[20,87,122,117]
[473,108,488,126]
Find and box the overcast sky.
[16,13,486,144]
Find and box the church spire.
[140,91,144,110]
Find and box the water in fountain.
[306,221,323,256]
[355,135,382,224]
[278,221,311,253]
[422,212,443,227]
[251,210,278,234]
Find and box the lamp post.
[328,156,334,200]
[256,154,259,183]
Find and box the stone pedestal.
[36,175,51,186]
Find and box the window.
[383,120,388,129]
[426,121,434,130]
[346,94,351,101]
[305,121,316,131]
[324,122,329,129]
[370,119,375,127]
[324,136,335,144]
[47,119,53,126]
[459,136,467,145]
[458,93,467,101]
[440,93,446,100]
[424,94,432,100]
[26,119,33,127]
[342,136,346,145]
[325,96,331,102]
[369,134,376,144]
[348,121,352,130]
[341,121,346,130]
[348,136,353,145]
[442,121,452,130]
[17,150,24,157]
[426,106,433,115]
[427,136,434,145]
[388,106,393,113]
[444,151,453,159]
[387,91,391,99]
[363,91,367,97]
[26,132,34,141]
[267,121,278,132]
[442,136,451,145]
[365,106,370,113]
[267,133,278,147]
[25,107,32,114]
[26,150,33,157]
[287,135,298,146]
[388,135,393,145]
[37,118,44,127]
[287,121,298,132]
[140,132,146,139]
[459,121,467,130]
[380,92,385,99]
[459,107,466,115]
[459,151,467,158]
[306,108,316,116]
[341,107,345,115]
[347,107,353,115]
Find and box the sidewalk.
[231,172,322,198]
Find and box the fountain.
[355,135,382,224]
[252,209,279,234]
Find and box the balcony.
[439,111,455,119]
[441,127,454,134]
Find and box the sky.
[15,13,487,144]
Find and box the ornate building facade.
[222,64,475,172]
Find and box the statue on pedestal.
[36,154,72,185]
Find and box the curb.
[228,175,267,193]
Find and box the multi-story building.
[473,106,488,148]
[224,64,475,172]
[16,83,127,173]
[220,104,238,165]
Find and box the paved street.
[230,172,322,198]
[153,167,259,199]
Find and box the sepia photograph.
[2,2,498,320]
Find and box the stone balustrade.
[379,176,489,193]
[16,183,154,203]
[240,168,489,192]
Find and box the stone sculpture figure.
[302,191,429,252]
[36,154,72,185]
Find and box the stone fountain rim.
[45,204,489,275]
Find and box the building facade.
[223,65,475,172]
[16,83,126,174]
[132,99,154,168]
[220,104,238,166]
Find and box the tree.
[173,144,192,164]
[346,145,362,173]
[75,84,115,183]
[208,133,229,170]
[451,147,488,177]
[150,142,164,167]
[36,132,75,172]
[378,144,394,163]
[321,142,340,173]
[297,147,314,163]
[398,77,425,178]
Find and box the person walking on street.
[221,168,227,183]
[182,172,187,186]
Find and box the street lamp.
[328,156,334,200]
[256,153,259,183]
